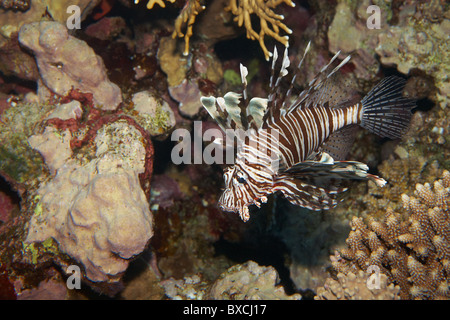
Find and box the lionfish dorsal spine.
[288,50,351,111]
[240,63,248,102]
[284,41,311,109]
[268,46,290,107]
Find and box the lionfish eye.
[236,171,247,184]
[237,176,246,184]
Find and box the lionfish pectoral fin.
[201,96,229,132]
[273,177,344,211]
[360,76,416,139]
[201,91,247,131]
[284,153,386,187]
[246,97,268,130]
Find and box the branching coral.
[137,0,205,57]
[138,0,294,60]
[329,170,450,299]
[226,0,294,60]
[173,0,206,56]
[142,0,176,9]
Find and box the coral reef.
[327,0,383,81]
[0,0,448,302]
[138,0,204,57]
[375,1,449,109]
[130,91,176,136]
[330,171,450,299]
[18,21,122,110]
[328,0,449,101]
[0,0,100,38]
[315,270,400,300]
[161,274,210,300]
[139,0,294,60]
[0,0,30,11]
[0,100,53,186]
[157,37,189,87]
[168,79,204,117]
[160,261,302,300]
[26,119,154,283]
[209,261,301,300]
[17,277,68,300]
[226,0,294,60]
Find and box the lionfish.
[201,43,415,222]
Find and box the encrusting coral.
[209,261,301,300]
[315,270,400,300]
[137,0,294,60]
[327,170,450,300]
[18,21,122,110]
[0,0,30,11]
[26,119,154,283]
[327,0,449,107]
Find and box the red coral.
[45,92,154,199]
[60,88,94,108]
[92,0,116,20]
[0,266,16,300]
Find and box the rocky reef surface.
[0,0,448,300]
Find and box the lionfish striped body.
[201,43,415,221]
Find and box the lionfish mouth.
[219,196,269,222]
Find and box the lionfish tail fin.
[360,76,416,139]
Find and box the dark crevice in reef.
[0,175,21,211]
[213,203,304,297]
[214,35,265,62]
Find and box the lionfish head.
[218,164,271,222]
